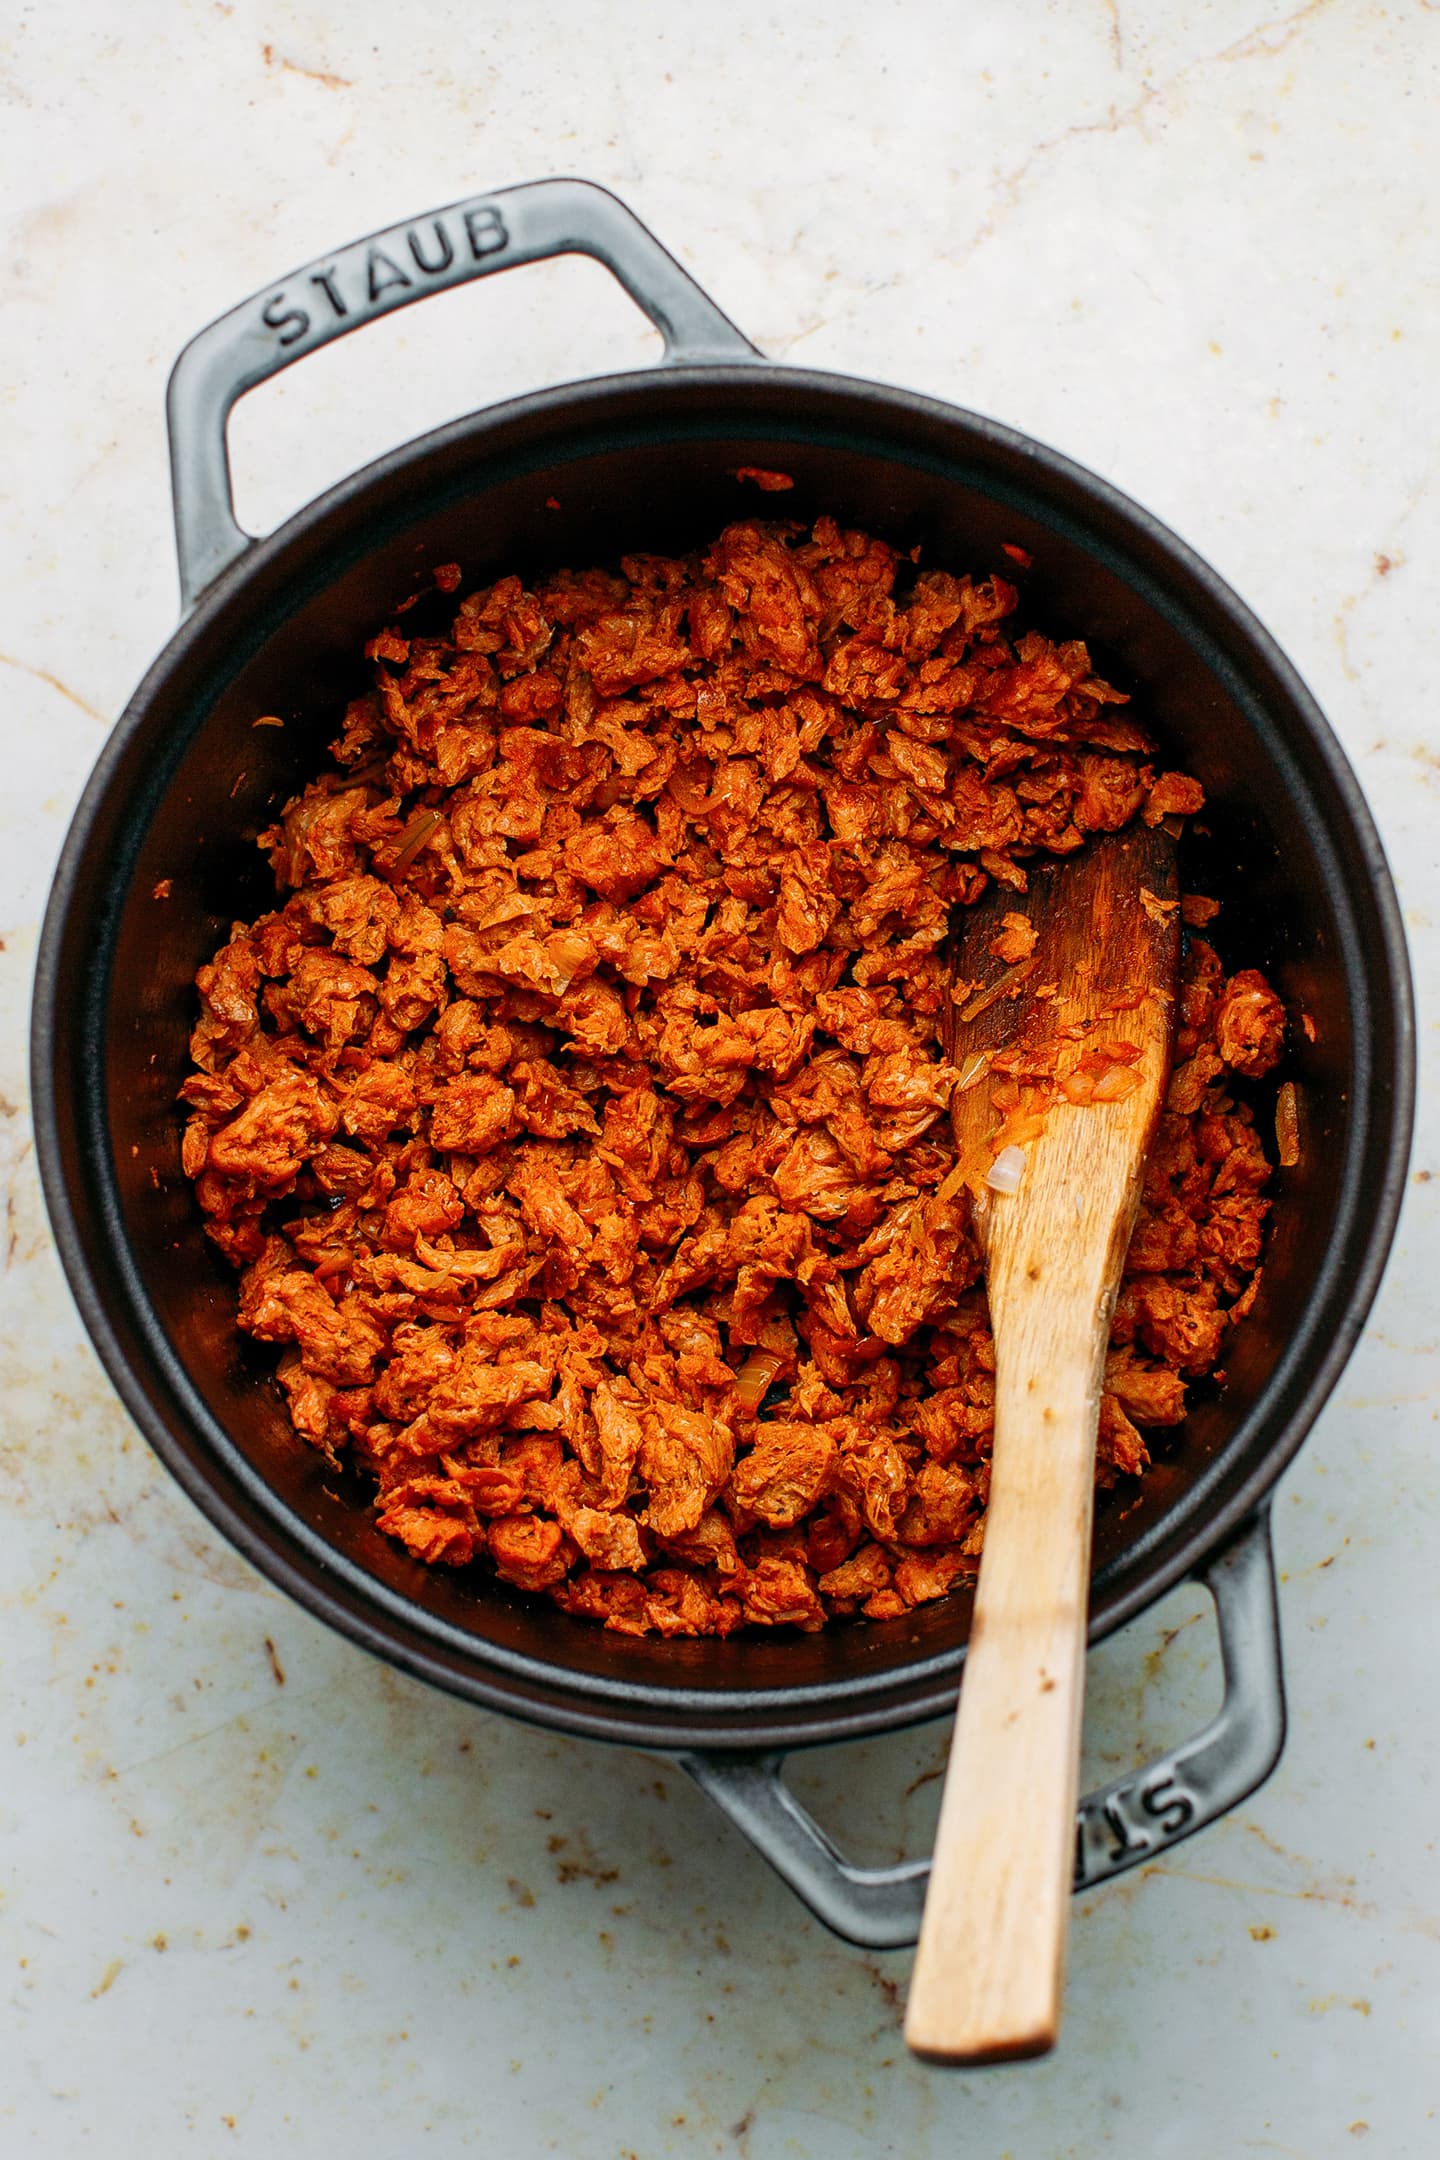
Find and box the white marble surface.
[2,2,1438,2153]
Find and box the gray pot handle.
[165,177,758,612]
[679,1503,1285,1950]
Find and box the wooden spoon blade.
[943,821,1180,1229]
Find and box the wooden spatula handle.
[903,1306,1103,2063]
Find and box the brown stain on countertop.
[1244,1818,1350,1878]
[0,649,106,722]
[1409,741,1440,790]
[546,1827,620,1889]
[260,42,352,89]
[1142,1861,1376,1920]
[1140,1606,1206,1690]
[902,1742,950,1804]
[857,1953,905,2030]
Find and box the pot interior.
[57,371,1401,1742]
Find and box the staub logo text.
[259,204,509,348]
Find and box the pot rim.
[32,357,1416,1751]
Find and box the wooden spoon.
[904,823,1180,2066]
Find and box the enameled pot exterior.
[32,183,1413,1944]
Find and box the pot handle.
[165,177,759,612]
[678,1502,1285,1950]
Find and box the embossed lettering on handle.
[166,178,758,612]
[1074,1764,1200,1888]
[255,202,512,356]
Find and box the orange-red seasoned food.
[181,517,1286,1635]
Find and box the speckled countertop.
[2,3,1437,2154]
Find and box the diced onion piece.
[394,807,444,870]
[985,1144,1027,1194]
[1090,1064,1141,1103]
[957,958,1036,1025]
[468,894,538,934]
[1275,1081,1301,1168]
[935,1162,969,1205]
[956,1052,990,1092]
[548,931,594,974]
[732,1348,786,1410]
[545,929,595,992]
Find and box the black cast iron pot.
[32,181,1414,1947]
